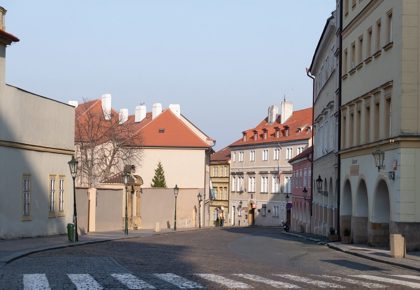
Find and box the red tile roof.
[75,99,211,148]
[211,147,231,162]
[288,146,313,164]
[229,108,313,148]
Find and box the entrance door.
[248,208,255,226]
[232,206,236,226]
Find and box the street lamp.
[197,192,202,228]
[174,184,179,231]
[123,171,130,235]
[68,156,79,242]
[372,147,385,172]
[316,175,323,193]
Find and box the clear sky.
[2,0,335,150]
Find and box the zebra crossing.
[21,272,420,289]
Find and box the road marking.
[352,275,420,289]
[154,273,204,289]
[23,274,51,290]
[111,273,156,289]
[234,274,300,288]
[275,274,345,288]
[319,274,387,288]
[67,274,103,290]
[393,275,420,281]
[196,273,252,289]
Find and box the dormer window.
[284,126,290,137]
[242,132,247,142]
[262,129,268,140]
[159,128,165,133]
[274,127,281,138]
[253,130,258,140]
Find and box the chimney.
[0,7,6,30]
[68,100,78,108]
[152,103,162,119]
[280,99,293,123]
[267,105,279,124]
[169,104,181,118]
[119,108,128,124]
[135,105,147,122]
[101,94,112,120]
[0,7,19,87]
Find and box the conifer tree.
[151,162,167,187]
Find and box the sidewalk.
[284,231,420,272]
[0,229,173,267]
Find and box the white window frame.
[261,176,269,193]
[272,175,280,193]
[59,176,65,213]
[262,149,269,161]
[49,176,56,213]
[274,148,280,160]
[250,150,255,162]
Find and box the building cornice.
[342,0,384,38]
[0,139,74,155]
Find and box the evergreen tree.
[151,162,167,187]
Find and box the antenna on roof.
[283,95,286,102]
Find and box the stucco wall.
[95,188,123,232]
[136,148,206,189]
[140,188,201,229]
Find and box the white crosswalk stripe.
[196,273,252,288]
[352,274,420,289]
[23,274,51,290]
[318,274,387,288]
[154,273,204,289]
[111,273,156,289]
[67,274,103,290]
[234,274,300,288]
[393,275,420,281]
[274,274,345,288]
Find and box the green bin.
[67,223,75,242]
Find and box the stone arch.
[369,179,390,247]
[340,179,352,239]
[352,179,368,243]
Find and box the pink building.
[289,146,312,233]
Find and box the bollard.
[154,222,161,232]
[390,234,406,258]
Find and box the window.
[297,147,305,155]
[215,167,219,177]
[272,175,280,193]
[365,103,371,143]
[262,149,269,161]
[23,175,31,217]
[231,176,236,192]
[376,19,382,52]
[261,204,267,217]
[284,176,291,193]
[343,48,348,73]
[239,151,244,162]
[238,176,244,192]
[358,35,363,64]
[248,176,256,193]
[249,150,255,162]
[223,166,228,177]
[374,99,380,140]
[59,176,65,213]
[286,148,293,160]
[344,0,349,15]
[274,148,280,160]
[387,11,393,43]
[49,176,56,213]
[351,42,356,68]
[273,205,279,217]
[367,27,372,57]
[385,98,392,138]
[232,152,236,162]
[349,112,354,147]
[261,176,269,193]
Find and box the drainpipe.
[337,0,343,240]
[306,68,315,233]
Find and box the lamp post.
[123,171,130,235]
[197,192,202,228]
[174,184,179,231]
[68,156,79,242]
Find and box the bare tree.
[75,100,142,187]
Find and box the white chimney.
[152,103,162,119]
[68,100,79,108]
[280,99,293,123]
[101,94,112,120]
[169,104,181,118]
[267,105,279,124]
[119,108,128,124]
[0,7,6,31]
[135,105,147,122]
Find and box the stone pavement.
[284,231,420,272]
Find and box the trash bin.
[67,223,75,242]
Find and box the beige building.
[308,11,340,237]
[75,97,214,229]
[209,147,230,226]
[0,7,75,238]
[229,101,312,227]
[340,0,420,250]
